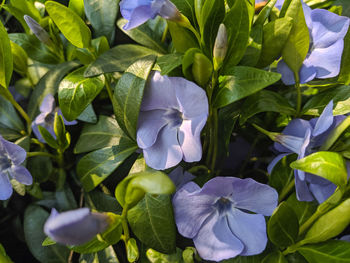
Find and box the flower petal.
[178,114,207,162]
[122,5,157,30]
[120,0,152,20]
[306,39,344,79]
[174,77,209,119]
[173,182,216,238]
[295,171,314,201]
[299,62,317,84]
[227,209,267,256]
[0,136,26,165]
[137,109,168,149]
[141,71,180,111]
[40,94,55,113]
[44,208,109,246]
[311,9,350,49]
[267,153,290,175]
[309,181,336,204]
[10,166,32,185]
[193,212,244,261]
[142,124,182,169]
[0,173,13,200]
[275,134,306,154]
[312,100,334,137]
[230,178,278,216]
[277,60,297,85]
[168,166,195,189]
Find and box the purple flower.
[268,101,345,203]
[277,4,350,85]
[173,177,278,261]
[0,136,32,200]
[120,0,181,30]
[168,166,195,189]
[137,71,208,170]
[32,94,77,143]
[44,208,109,246]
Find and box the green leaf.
[213,66,281,108]
[0,94,25,136]
[0,244,14,263]
[240,90,296,124]
[128,194,176,253]
[113,56,156,140]
[221,254,263,263]
[298,240,350,263]
[222,0,250,71]
[46,1,91,48]
[168,21,199,53]
[171,0,196,25]
[268,154,295,195]
[42,237,56,247]
[302,85,350,116]
[339,28,350,84]
[79,246,120,263]
[287,193,317,225]
[77,104,97,123]
[9,33,60,64]
[192,53,213,86]
[280,0,310,78]
[127,238,139,262]
[10,41,27,76]
[117,18,167,54]
[290,151,348,186]
[38,126,59,149]
[239,25,263,67]
[146,248,183,263]
[75,115,125,154]
[115,169,175,207]
[157,53,183,75]
[86,190,122,214]
[69,0,85,18]
[262,251,288,263]
[199,0,225,57]
[257,17,294,68]
[268,202,299,247]
[58,66,105,121]
[27,150,53,183]
[24,205,70,263]
[84,0,119,43]
[0,21,13,89]
[77,139,137,191]
[28,61,80,119]
[84,44,161,77]
[302,198,350,244]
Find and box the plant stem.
[210,108,218,171]
[294,73,302,117]
[278,176,295,202]
[26,151,57,159]
[121,204,130,242]
[161,23,169,43]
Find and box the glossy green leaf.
[58,66,105,121]
[69,0,85,18]
[214,66,281,108]
[77,140,138,192]
[298,240,350,263]
[28,61,80,119]
[157,53,183,75]
[287,193,317,225]
[222,0,250,71]
[86,190,122,214]
[24,205,70,263]
[113,56,156,140]
[280,0,310,78]
[240,90,295,124]
[75,115,125,154]
[0,244,13,263]
[117,18,167,54]
[0,94,25,135]
[77,104,97,123]
[38,126,59,149]
[338,27,350,84]
[221,254,263,263]
[84,0,119,43]
[254,0,278,25]
[239,25,263,67]
[257,17,293,68]
[128,194,176,253]
[146,248,183,263]
[46,1,91,48]
[9,33,60,64]
[168,21,199,53]
[0,21,13,89]
[79,246,120,263]
[290,151,348,186]
[127,238,139,262]
[262,251,288,263]
[192,53,213,86]
[303,198,350,244]
[10,41,27,76]
[171,0,196,25]
[268,202,299,247]
[84,44,160,77]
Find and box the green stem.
[161,23,169,43]
[294,73,302,117]
[278,176,295,202]
[188,165,209,174]
[252,123,279,141]
[121,204,130,242]
[210,108,218,171]
[26,151,57,159]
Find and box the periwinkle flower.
[168,166,195,189]
[0,136,32,200]
[173,177,278,261]
[268,101,345,203]
[277,4,350,85]
[32,94,77,143]
[44,208,110,246]
[120,0,181,30]
[137,71,208,170]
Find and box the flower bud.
[154,0,182,21]
[23,15,52,45]
[213,24,228,71]
[44,208,110,246]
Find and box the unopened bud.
[213,24,228,71]
[155,0,182,21]
[23,15,52,45]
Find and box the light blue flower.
[0,136,32,200]
[173,177,278,261]
[44,208,109,246]
[120,0,180,30]
[277,4,350,85]
[268,101,345,203]
[168,166,195,189]
[137,71,208,170]
[32,94,77,143]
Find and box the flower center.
[44,112,55,125]
[0,153,12,171]
[163,108,183,129]
[214,197,233,214]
